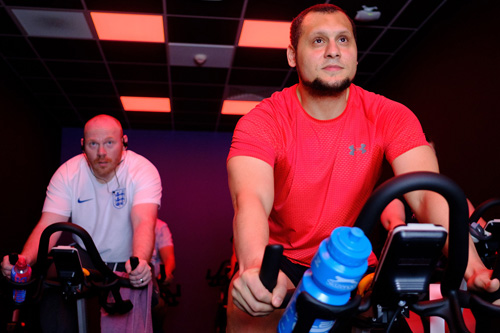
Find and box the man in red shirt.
[226,4,498,332]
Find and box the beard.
[301,76,352,97]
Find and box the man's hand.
[1,255,16,279]
[467,268,500,304]
[231,267,288,317]
[126,258,152,287]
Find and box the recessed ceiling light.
[121,96,171,112]
[221,100,259,115]
[238,20,290,49]
[91,12,165,43]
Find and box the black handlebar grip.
[130,256,139,271]
[259,244,284,292]
[9,254,18,266]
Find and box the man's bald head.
[84,114,123,139]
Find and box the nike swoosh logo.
[77,198,93,203]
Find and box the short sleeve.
[42,164,73,217]
[379,101,428,163]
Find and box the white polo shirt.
[42,150,162,262]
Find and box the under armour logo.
[349,144,367,155]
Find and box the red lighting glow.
[238,20,290,48]
[121,96,171,112]
[221,100,260,115]
[91,12,165,43]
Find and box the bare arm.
[1,212,68,278]
[158,245,175,283]
[228,156,289,315]
[228,156,274,271]
[380,199,406,231]
[391,145,498,293]
[126,203,158,286]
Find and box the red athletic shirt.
[228,84,428,267]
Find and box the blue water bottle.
[278,226,372,333]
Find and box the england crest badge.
[112,188,127,209]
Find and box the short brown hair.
[290,4,356,51]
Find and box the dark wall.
[0,60,62,257]
[61,127,235,332]
[367,0,500,212]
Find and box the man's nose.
[325,42,340,58]
[97,145,106,156]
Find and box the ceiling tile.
[12,9,93,39]
[169,43,233,68]
[7,58,49,76]
[46,60,109,79]
[0,8,21,34]
[115,81,169,97]
[69,94,122,109]
[225,85,281,100]
[165,0,245,18]
[233,47,288,69]
[23,77,60,94]
[3,0,83,10]
[171,83,224,100]
[30,38,102,60]
[172,99,221,113]
[167,16,238,45]
[35,93,72,107]
[229,68,288,86]
[85,0,163,13]
[0,36,36,57]
[170,66,227,84]
[244,0,324,21]
[58,79,116,95]
[108,63,168,81]
[101,41,167,63]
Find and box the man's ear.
[81,138,85,151]
[287,45,297,68]
[122,135,128,150]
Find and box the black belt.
[105,262,127,272]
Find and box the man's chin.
[303,77,352,97]
[92,166,113,180]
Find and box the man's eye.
[313,38,324,44]
[339,37,348,43]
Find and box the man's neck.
[296,85,350,120]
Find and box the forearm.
[21,213,67,265]
[233,197,270,272]
[132,220,155,261]
[131,204,158,261]
[411,191,488,278]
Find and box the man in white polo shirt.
[2,114,162,332]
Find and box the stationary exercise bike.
[1,222,144,333]
[259,172,500,332]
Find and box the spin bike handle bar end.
[130,256,139,271]
[9,254,19,266]
[259,244,284,292]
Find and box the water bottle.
[11,256,32,304]
[278,226,372,333]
